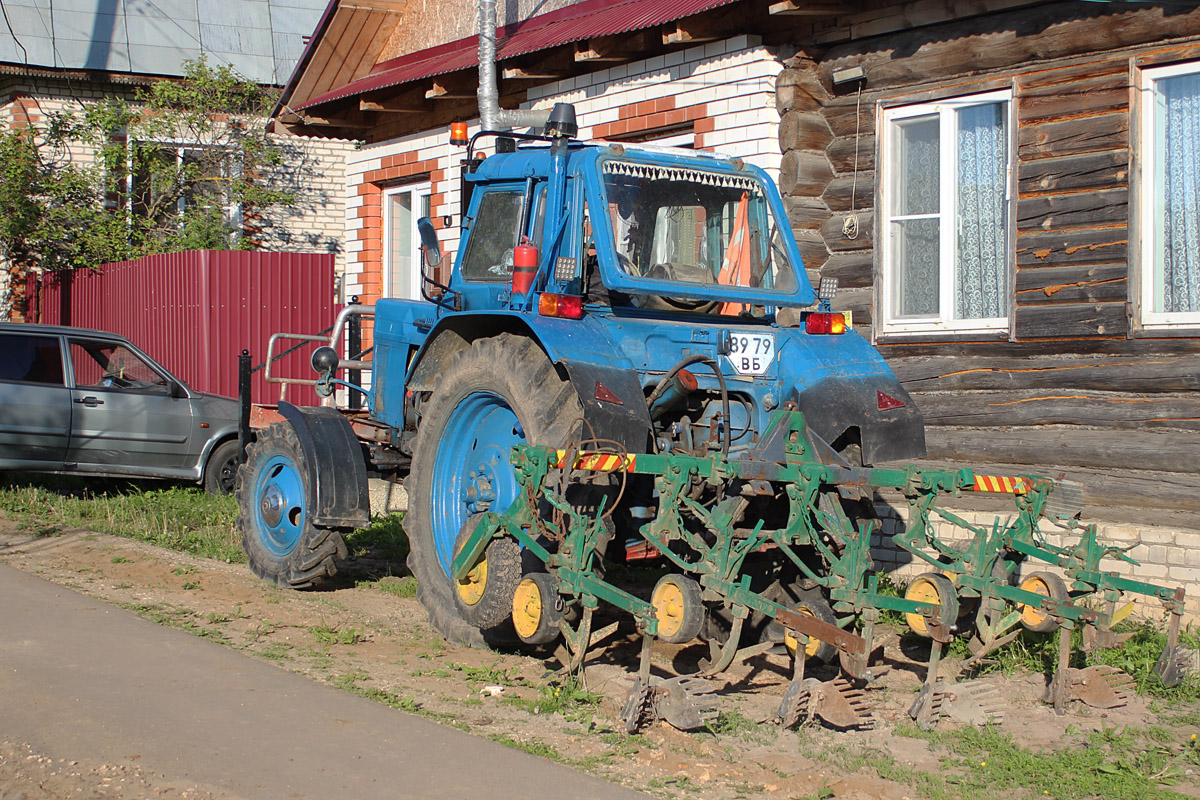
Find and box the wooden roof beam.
[502,66,571,81]
[426,79,476,100]
[575,30,652,65]
[769,0,843,15]
[281,112,371,130]
[360,99,431,114]
[662,19,720,45]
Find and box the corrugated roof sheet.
[297,0,739,111]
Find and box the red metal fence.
[27,251,339,404]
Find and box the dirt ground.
[3,522,1199,800]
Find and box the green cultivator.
[450,410,1190,733]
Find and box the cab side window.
[460,190,524,282]
[0,334,64,385]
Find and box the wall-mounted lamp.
[831,65,867,88]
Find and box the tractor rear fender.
[403,312,653,451]
[277,402,370,529]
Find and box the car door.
[65,336,194,474]
[0,331,70,468]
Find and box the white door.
[383,183,432,300]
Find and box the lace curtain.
[895,118,940,317]
[1161,72,1200,314]
[955,103,1008,320]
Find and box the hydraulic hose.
[646,354,731,457]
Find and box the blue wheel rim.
[253,453,307,557]
[431,392,524,577]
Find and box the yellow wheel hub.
[512,577,544,640]
[904,576,943,637]
[455,552,488,607]
[1019,574,1053,629]
[783,606,823,658]
[652,581,686,640]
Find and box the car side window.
[0,334,64,385]
[69,339,169,394]
[460,190,524,282]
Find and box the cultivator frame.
[451,410,1189,732]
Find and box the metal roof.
[296,0,740,111]
[0,0,328,86]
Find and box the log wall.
[777,2,1200,512]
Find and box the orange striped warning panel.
[971,474,1031,494]
[554,450,637,472]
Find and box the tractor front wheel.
[406,335,582,647]
[236,422,348,588]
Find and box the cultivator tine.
[621,677,655,734]
[1155,609,1191,688]
[653,676,720,731]
[908,680,948,731]
[774,677,814,729]
[811,678,874,729]
[940,681,1005,727]
[1082,625,1134,653]
[1062,665,1137,709]
[1154,646,1194,689]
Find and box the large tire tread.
[406,334,582,648]
[236,422,347,589]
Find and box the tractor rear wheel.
[406,335,582,647]
[236,422,348,588]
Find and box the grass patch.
[310,623,365,646]
[0,473,242,562]
[505,675,602,720]
[332,671,421,713]
[489,733,562,761]
[358,574,417,598]
[345,514,409,565]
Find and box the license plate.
[727,333,774,376]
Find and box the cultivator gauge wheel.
[1062,665,1137,709]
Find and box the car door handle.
[74,396,104,407]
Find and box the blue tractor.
[236,103,924,653]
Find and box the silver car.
[0,323,242,493]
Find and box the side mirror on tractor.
[417,217,442,269]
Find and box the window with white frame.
[130,143,238,229]
[1140,62,1200,329]
[384,182,432,300]
[880,91,1013,334]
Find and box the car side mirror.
[169,380,186,399]
[417,217,442,268]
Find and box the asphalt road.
[0,564,648,799]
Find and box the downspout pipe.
[477,0,551,131]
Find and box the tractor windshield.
[600,159,798,303]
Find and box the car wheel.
[203,439,241,495]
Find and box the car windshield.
[600,159,798,296]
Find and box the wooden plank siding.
[777,3,1200,511]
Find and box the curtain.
[895,117,940,317]
[1161,72,1200,314]
[955,103,1008,320]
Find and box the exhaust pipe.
[477,0,551,131]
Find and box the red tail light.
[805,312,846,335]
[538,293,584,319]
[877,391,905,410]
